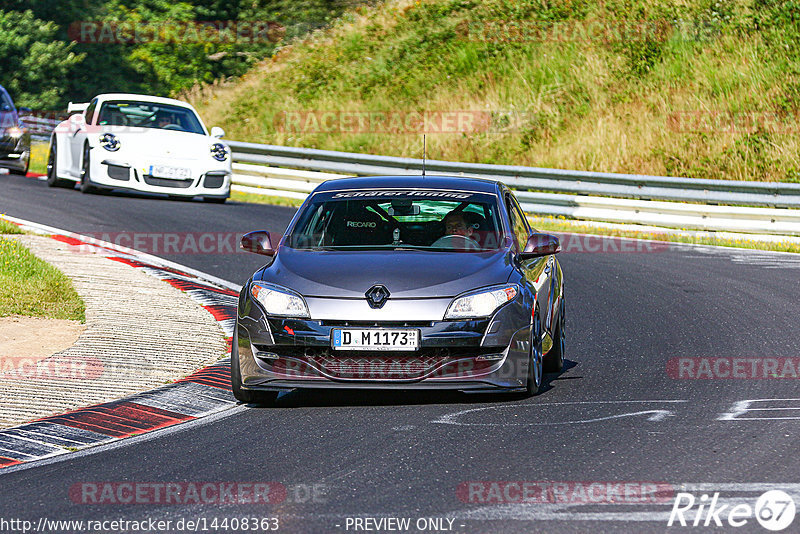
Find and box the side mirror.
[241,231,275,256]
[519,233,561,259]
[210,126,225,138]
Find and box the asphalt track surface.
[1,173,799,533]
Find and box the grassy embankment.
[0,220,85,321]
[184,0,800,252]
[188,0,800,182]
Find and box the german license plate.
[331,329,419,351]
[149,164,191,180]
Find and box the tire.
[231,331,279,405]
[80,144,99,194]
[46,141,71,187]
[526,308,544,396]
[544,295,565,373]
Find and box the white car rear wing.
[67,102,88,114]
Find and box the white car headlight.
[210,142,228,161]
[7,126,24,139]
[251,282,310,318]
[444,285,518,320]
[100,133,120,151]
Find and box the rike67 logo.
[668,490,796,531]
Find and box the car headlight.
[100,133,120,151]
[210,142,228,161]
[444,285,518,320]
[250,282,310,318]
[7,126,24,139]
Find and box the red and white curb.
[0,215,241,470]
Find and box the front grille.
[143,175,193,188]
[203,173,225,189]
[106,164,130,181]
[307,354,449,379]
[258,346,500,381]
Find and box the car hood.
[90,128,216,160]
[256,247,514,299]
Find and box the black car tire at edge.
[544,295,565,373]
[46,139,71,188]
[231,329,279,405]
[526,308,543,396]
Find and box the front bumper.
[236,297,534,393]
[89,154,231,198]
[0,137,30,172]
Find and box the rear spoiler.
[67,102,88,114]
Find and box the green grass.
[29,141,48,175]
[0,220,23,234]
[187,0,800,183]
[230,190,304,207]
[0,237,85,321]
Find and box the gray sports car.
[233,176,565,403]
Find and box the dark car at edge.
[0,85,31,176]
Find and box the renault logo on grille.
[365,285,390,309]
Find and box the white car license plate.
[149,165,191,180]
[331,329,419,351]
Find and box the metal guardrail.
[20,115,61,141]
[228,141,800,209]
[227,141,800,236]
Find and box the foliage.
[188,0,800,182]
[0,0,368,108]
[0,10,83,109]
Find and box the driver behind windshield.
[443,211,475,239]
[155,111,176,129]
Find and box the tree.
[0,10,84,109]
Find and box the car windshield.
[96,101,205,134]
[288,189,504,252]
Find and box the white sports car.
[46,93,231,202]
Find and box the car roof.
[314,175,503,194]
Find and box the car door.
[506,193,551,340]
[69,99,96,175]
